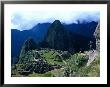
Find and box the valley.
[11,20,100,77]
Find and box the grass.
[76,55,100,77]
[87,56,100,76]
[62,52,100,77]
[41,50,64,65]
[28,71,54,77]
[12,49,100,77]
[28,68,64,77]
[49,68,64,77]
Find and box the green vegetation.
[28,72,54,77]
[76,56,100,77]
[62,53,88,77]
[11,49,100,77]
[41,50,64,65]
[11,20,100,77]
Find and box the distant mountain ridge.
[11,21,98,58]
[11,23,50,57]
[64,21,97,37]
[42,20,93,51]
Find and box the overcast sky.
[10,4,100,31]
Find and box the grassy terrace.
[11,49,100,77]
[40,50,64,65]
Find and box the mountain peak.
[44,20,71,50]
[47,20,65,33]
[23,37,38,52]
[54,20,61,22]
[53,20,61,25]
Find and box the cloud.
[10,4,100,31]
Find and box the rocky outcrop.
[86,22,100,66]
[86,50,98,66]
[94,22,100,52]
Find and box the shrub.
[54,55,62,62]
[73,53,88,67]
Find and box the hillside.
[11,21,97,59]
[11,48,100,77]
[11,20,100,77]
